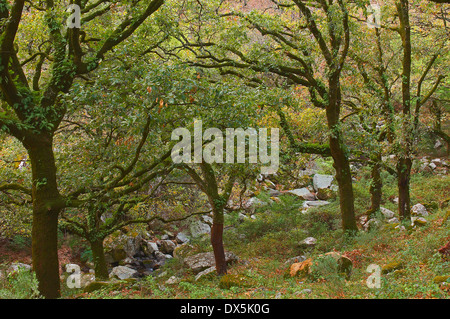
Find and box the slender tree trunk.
[26,134,62,299]
[327,74,358,233]
[367,154,383,218]
[90,238,109,280]
[397,157,412,220]
[397,0,412,221]
[211,208,227,275]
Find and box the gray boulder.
[297,289,312,295]
[80,273,96,288]
[388,217,400,224]
[302,200,330,208]
[201,215,213,225]
[238,213,248,222]
[176,232,190,244]
[431,158,441,164]
[380,207,395,219]
[411,204,429,217]
[286,188,316,201]
[160,240,177,254]
[245,197,269,210]
[313,174,334,192]
[184,251,239,273]
[7,262,32,274]
[124,235,142,258]
[153,251,173,269]
[109,266,138,280]
[298,237,317,249]
[194,266,216,281]
[190,220,211,238]
[267,188,281,197]
[146,241,159,254]
[365,218,381,231]
[165,276,182,284]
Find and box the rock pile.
[361,203,431,231]
[418,157,448,175]
[249,174,337,215]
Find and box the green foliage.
[9,235,31,252]
[308,255,346,286]
[177,280,221,299]
[0,137,32,239]
[80,248,93,263]
[0,268,42,299]
[301,203,341,237]
[218,274,250,290]
[410,175,450,212]
[315,158,336,175]
[142,275,171,298]
[238,194,304,239]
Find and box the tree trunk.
[330,137,357,233]
[397,157,412,220]
[327,74,358,234]
[210,206,227,275]
[211,222,227,275]
[397,0,412,222]
[367,154,383,218]
[26,135,62,299]
[90,238,109,280]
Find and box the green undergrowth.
[49,174,450,299]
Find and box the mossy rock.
[390,269,407,278]
[218,274,250,290]
[424,201,439,211]
[433,275,450,284]
[122,278,138,284]
[382,223,399,231]
[83,281,111,293]
[173,243,195,260]
[108,248,127,262]
[83,278,137,293]
[336,255,353,280]
[381,261,404,274]
[412,217,427,226]
[316,188,336,200]
[297,175,312,188]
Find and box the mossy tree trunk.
[394,0,443,219]
[397,157,412,220]
[25,134,63,299]
[327,73,358,233]
[397,0,412,221]
[90,238,109,280]
[328,131,357,233]
[367,154,383,219]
